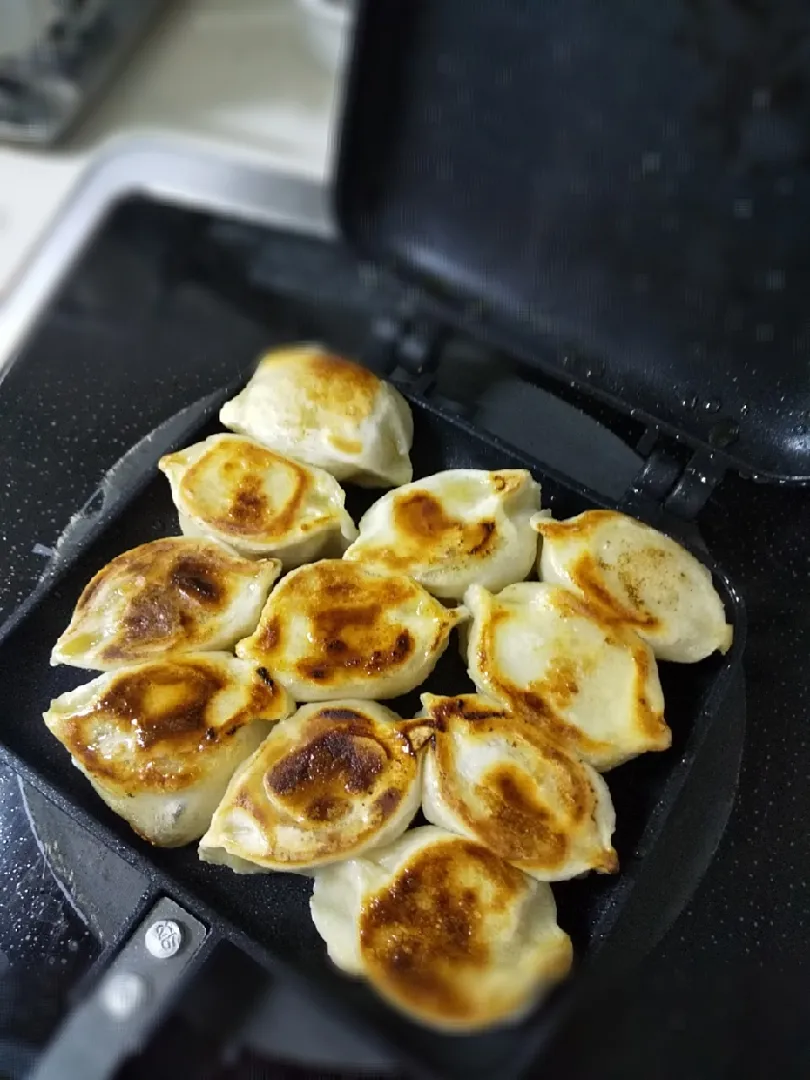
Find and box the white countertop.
[0,0,340,304]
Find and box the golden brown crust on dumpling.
[465,582,670,770]
[43,653,292,847]
[344,469,540,600]
[310,827,573,1031]
[365,479,511,566]
[299,351,382,427]
[534,510,733,663]
[236,560,464,701]
[52,537,280,670]
[340,829,573,1031]
[360,840,531,1022]
[175,439,315,539]
[159,434,356,564]
[420,694,617,879]
[44,655,290,796]
[219,345,414,487]
[199,701,430,871]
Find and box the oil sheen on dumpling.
[199,701,432,873]
[310,826,573,1032]
[419,694,617,880]
[159,434,357,566]
[51,537,280,671]
[43,653,293,846]
[533,510,733,663]
[219,345,414,487]
[236,560,465,701]
[464,582,669,770]
[343,469,540,600]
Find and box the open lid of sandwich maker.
[335,0,810,486]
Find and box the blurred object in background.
[0,0,54,58]
[0,0,164,145]
[296,0,353,73]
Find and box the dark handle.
[29,897,208,1080]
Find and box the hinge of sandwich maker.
[365,296,446,394]
[621,426,727,524]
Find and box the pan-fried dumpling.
[464,583,669,770]
[419,694,617,880]
[310,826,573,1032]
[533,510,733,663]
[159,434,357,567]
[236,560,465,701]
[219,345,414,488]
[343,469,540,600]
[43,653,293,846]
[199,701,432,873]
[51,538,280,671]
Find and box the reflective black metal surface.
[340,0,810,481]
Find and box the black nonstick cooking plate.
[0,379,745,1080]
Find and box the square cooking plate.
[0,365,744,1080]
